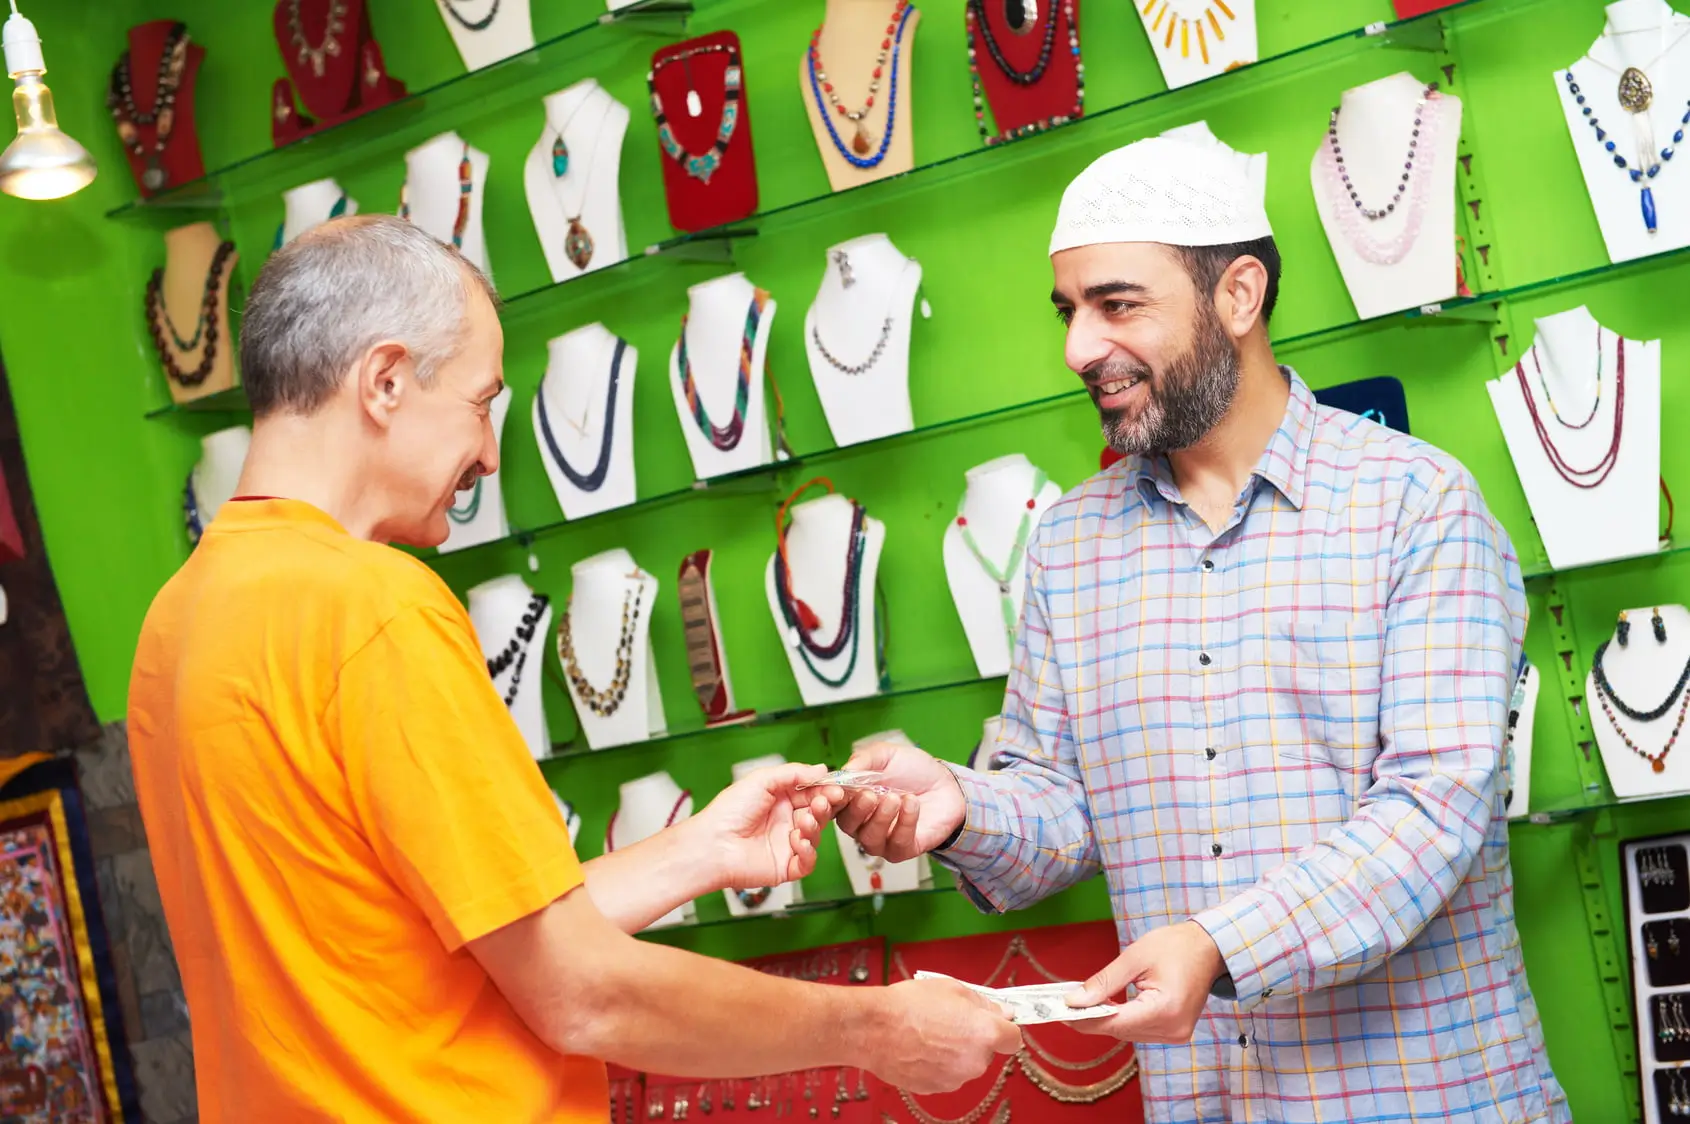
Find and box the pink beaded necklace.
[1317,87,1443,266]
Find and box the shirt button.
[1201,559,1215,573]
[1262,989,1274,999]
[1211,843,1224,857]
[1238,1034,1249,1048]
[1198,652,1212,666]
[1204,747,1217,761]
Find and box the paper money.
[914,971,1118,1025]
[795,769,896,794]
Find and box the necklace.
[447,478,483,525]
[1526,326,1605,431]
[807,0,915,167]
[774,482,870,689]
[955,469,1049,655]
[145,239,237,388]
[678,288,768,451]
[486,591,548,707]
[966,0,1084,146]
[545,94,614,271]
[537,336,626,493]
[287,0,348,79]
[809,248,911,376]
[605,787,690,852]
[1563,62,1687,234]
[106,23,192,192]
[398,143,474,250]
[1326,83,1438,219]
[1592,636,1690,724]
[439,0,500,32]
[558,577,645,718]
[736,886,773,908]
[1141,0,1235,63]
[1317,85,1443,265]
[649,43,743,184]
[1513,329,1625,489]
[272,193,348,251]
[1592,638,1690,774]
[183,473,204,545]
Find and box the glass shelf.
[143,385,250,419]
[1514,784,1690,826]
[637,885,955,938]
[538,673,1003,764]
[1521,540,1690,582]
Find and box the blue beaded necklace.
[1564,63,1688,234]
[807,2,916,170]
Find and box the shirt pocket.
[1267,613,1386,770]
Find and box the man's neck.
[1167,340,1288,533]
[235,415,389,542]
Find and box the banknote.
[795,769,897,794]
[914,971,1118,1025]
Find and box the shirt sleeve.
[328,604,584,952]
[1192,467,1520,1009]
[934,537,1101,912]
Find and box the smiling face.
[1051,242,1241,458]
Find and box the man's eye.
[1103,300,1137,316]
[1053,306,1074,326]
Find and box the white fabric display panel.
[765,493,886,705]
[943,455,1062,679]
[559,550,667,750]
[440,385,512,553]
[1587,605,1690,801]
[553,791,583,848]
[436,0,534,72]
[836,730,931,897]
[608,772,696,929]
[1161,121,1267,209]
[1553,0,1690,264]
[1622,834,1690,1124]
[721,753,805,918]
[277,177,358,247]
[533,324,638,520]
[1310,72,1462,319]
[1487,307,1660,571]
[669,273,779,481]
[804,232,923,447]
[525,79,630,284]
[402,132,493,281]
[968,716,1005,773]
[186,425,251,541]
[1135,0,1257,89]
[468,574,553,760]
[1504,661,1541,821]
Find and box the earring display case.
[1625,835,1690,1123]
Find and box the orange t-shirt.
[127,498,607,1123]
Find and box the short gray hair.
[239,214,498,417]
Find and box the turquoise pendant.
[552,134,569,178]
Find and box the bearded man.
[827,138,1569,1122]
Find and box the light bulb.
[0,5,96,201]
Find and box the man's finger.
[1068,947,1142,1007]
[834,788,884,839]
[793,807,819,839]
[852,789,903,853]
[843,742,899,773]
[992,1018,1024,1054]
[882,794,922,861]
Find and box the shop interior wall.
[1,0,1685,1115]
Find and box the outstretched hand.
[691,763,839,892]
[1063,921,1226,1044]
[822,738,968,863]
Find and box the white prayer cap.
[1049,136,1274,256]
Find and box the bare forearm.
[582,821,720,933]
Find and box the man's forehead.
[1051,243,1179,292]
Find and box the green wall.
[2,0,1686,1117]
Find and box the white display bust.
[942,455,1062,679]
[559,549,666,749]
[437,0,534,72]
[609,771,696,929]
[804,233,923,448]
[1136,0,1258,89]
[837,730,931,896]
[669,273,779,481]
[277,177,358,247]
[525,79,630,284]
[968,715,1005,772]
[404,131,493,281]
[1587,604,1690,801]
[1486,306,1660,571]
[722,754,805,918]
[800,0,921,191]
[1161,120,1267,208]
[533,324,638,520]
[1310,72,1462,319]
[765,493,886,705]
[441,385,512,554]
[187,425,251,542]
[1553,0,1690,263]
[467,573,553,760]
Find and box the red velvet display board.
[269,0,406,147]
[110,21,206,197]
[1392,0,1465,15]
[0,462,20,564]
[880,923,1143,1124]
[971,0,1084,143]
[649,31,760,233]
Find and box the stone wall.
[75,721,196,1124]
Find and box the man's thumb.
[1067,948,1140,1007]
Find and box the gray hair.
[238,214,498,417]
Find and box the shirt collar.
[208,497,350,537]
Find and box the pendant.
[551,133,569,177]
[851,121,873,156]
[1654,758,1667,773]
[1618,66,1653,113]
[564,217,595,270]
[142,159,166,192]
[685,152,719,183]
[1642,185,1659,233]
[686,87,703,118]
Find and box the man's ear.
[356,341,412,429]
[1217,256,1269,339]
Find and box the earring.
[1671,921,1683,957]
[1650,928,1661,959]
[1618,610,1632,647]
[1655,607,1669,644]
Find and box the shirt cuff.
[1191,887,1299,1013]
[926,764,1021,914]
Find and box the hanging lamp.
[0,1,95,200]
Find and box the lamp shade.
[0,9,95,201]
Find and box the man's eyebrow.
[1082,280,1150,301]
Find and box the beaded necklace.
[145,239,237,388]
[809,249,913,377]
[272,193,348,251]
[398,142,474,250]
[287,0,348,80]
[440,0,500,32]
[486,591,548,708]
[1525,326,1605,432]
[605,787,690,852]
[1513,330,1625,490]
[774,480,870,689]
[1591,634,1690,774]
[649,43,743,184]
[537,336,627,493]
[558,577,646,718]
[447,478,483,525]
[955,469,1049,655]
[107,23,192,192]
[965,0,1084,146]
[1563,63,1688,234]
[678,289,767,451]
[1317,84,1442,266]
[807,1,915,169]
[183,473,204,546]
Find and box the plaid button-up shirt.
[939,371,1569,1124]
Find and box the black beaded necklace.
[106,22,192,192]
[440,0,500,32]
[536,336,626,493]
[487,592,549,708]
[969,0,1058,85]
[144,239,237,388]
[1591,637,1690,724]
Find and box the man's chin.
[390,516,450,551]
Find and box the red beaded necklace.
[605,788,691,852]
[1513,330,1625,490]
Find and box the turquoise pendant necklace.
[447,477,483,524]
[954,469,1048,653]
[272,193,348,252]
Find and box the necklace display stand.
[722,753,805,918]
[649,31,760,232]
[553,791,583,848]
[1486,306,1660,570]
[804,233,923,447]
[1310,72,1462,319]
[441,386,512,554]
[403,132,493,280]
[678,549,754,728]
[607,771,695,929]
[184,425,250,546]
[967,715,1005,772]
[526,79,630,284]
[1553,0,1690,262]
[765,492,886,705]
[837,731,932,896]
[670,273,779,480]
[558,550,666,750]
[943,454,1061,679]
[468,573,553,760]
[1504,660,1541,821]
[1587,606,1690,800]
[1162,120,1267,206]
[533,323,638,520]
[269,0,407,147]
[966,0,1085,145]
[150,222,239,405]
[277,177,358,247]
[437,0,533,72]
[801,0,922,191]
[108,20,206,196]
[1135,0,1256,88]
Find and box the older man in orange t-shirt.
[126,215,1019,1123]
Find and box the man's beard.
[1092,302,1241,458]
